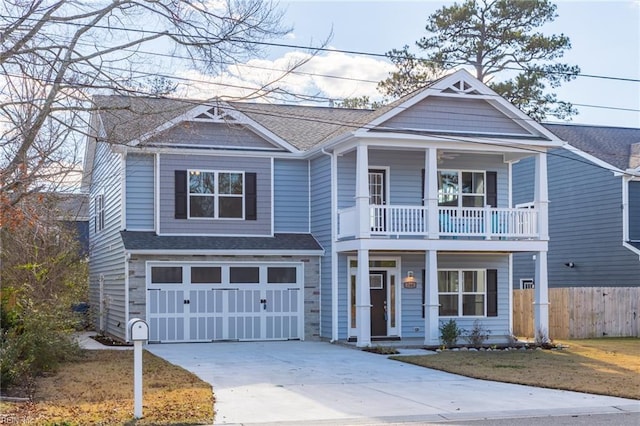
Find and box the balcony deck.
[337,205,538,240]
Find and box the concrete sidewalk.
[147,341,639,425]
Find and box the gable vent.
[445,79,481,95]
[193,106,237,123]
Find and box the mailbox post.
[128,318,149,419]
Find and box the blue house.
[513,124,640,289]
[82,69,561,346]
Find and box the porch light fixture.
[403,271,417,288]
[564,262,575,268]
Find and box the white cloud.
[174,49,393,105]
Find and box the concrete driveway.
[147,341,639,425]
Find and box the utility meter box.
[128,318,149,342]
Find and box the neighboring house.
[513,124,640,288]
[55,192,90,255]
[82,69,561,345]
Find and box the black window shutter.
[245,172,257,220]
[175,170,187,219]
[487,269,498,317]
[486,171,497,207]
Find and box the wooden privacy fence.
[513,287,640,339]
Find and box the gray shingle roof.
[120,231,324,253]
[92,95,373,151]
[544,123,640,170]
[93,95,195,144]
[229,103,372,150]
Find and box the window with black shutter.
[175,170,188,219]
[174,170,257,220]
[486,269,498,317]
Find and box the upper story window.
[188,170,243,219]
[93,194,105,232]
[438,170,485,207]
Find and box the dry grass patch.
[392,338,640,400]
[3,350,214,425]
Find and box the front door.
[370,271,388,337]
[369,169,387,232]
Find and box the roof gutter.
[123,248,325,256]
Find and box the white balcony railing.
[337,204,539,240]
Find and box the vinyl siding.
[88,141,127,340]
[126,154,154,230]
[310,155,332,339]
[274,159,309,233]
[337,253,511,340]
[630,181,640,241]
[513,149,640,288]
[146,121,280,150]
[158,154,272,235]
[380,96,531,135]
[401,253,511,340]
[337,149,509,208]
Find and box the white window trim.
[438,268,488,318]
[437,169,487,207]
[347,256,402,338]
[147,261,303,286]
[187,169,245,220]
[94,192,105,232]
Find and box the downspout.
[124,251,131,341]
[321,148,339,342]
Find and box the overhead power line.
[1,12,639,83]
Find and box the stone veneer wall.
[127,254,321,340]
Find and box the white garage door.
[146,263,303,342]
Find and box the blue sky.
[266,0,639,128]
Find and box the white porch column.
[424,250,440,345]
[355,144,371,239]
[534,250,550,341]
[425,148,439,239]
[534,152,549,241]
[356,249,371,347]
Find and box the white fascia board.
[125,249,325,256]
[623,242,640,260]
[334,238,548,253]
[625,168,640,178]
[352,135,560,155]
[354,131,563,148]
[124,144,307,159]
[563,143,623,175]
[158,232,272,237]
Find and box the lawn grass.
[391,338,640,400]
[2,350,214,425]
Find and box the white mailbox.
[128,318,149,342]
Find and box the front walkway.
[147,341,639,425]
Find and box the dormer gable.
[130,100,301,153]
[357,69,560,143]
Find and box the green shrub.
[0,300,81,391]
[439,319,463,348]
